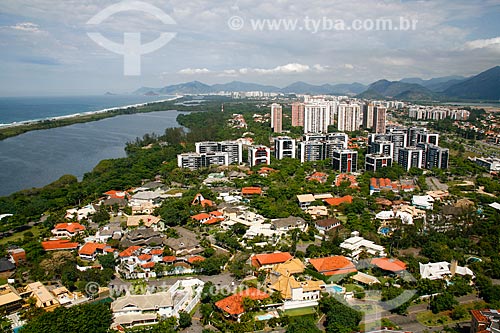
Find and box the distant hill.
[444,66,500,100]
[357,80,436,100]
[133,80,366,96]
[400,75,467,92]
[211,81,279,93]
[130,66,499,101]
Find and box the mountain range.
[133,66,500,101]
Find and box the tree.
[98,252,116,270]
[430,292,458,314]
[286,316,321,333]
[19,302,112,333]
[178,310,192,329]
[319,295,362,333]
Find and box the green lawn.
[416,301,487,327]
[0,278,7,285]
[0,226,42,245]
[284,306,317,317]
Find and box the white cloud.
[8,22,42,33]
[344,64,354,70]
[464,37,500,50]
[178,68,211,74]
[253,63,310,74]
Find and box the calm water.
[0,110,186,196]
[0,95,173,125]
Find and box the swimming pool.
[256,314,274,321]
[379,227,391,235]
[325,284,344,293]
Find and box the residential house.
[334,174,358,188]
[0,258,15,277]
[371,258,407,274]
[315,218,341,234]
[120,228,167,248]
[191,193,215,208]
[340,231,387,260]
[297,194,316,210]
[251,252,293,271]
[24,281,60,311]
[305,206,328,219]
[412,195,434,210]
[95,221,123,243]
[215,288,270,321]
[419,260,474,281]
[164,227,203,256]
[324,195,353,207]
[190,211,225,225]
[111,278,204,329]
[78,242,114,261]
[65,204,97,221]
[112,292,173,328]
[308,256,357,276]
[266,258,324,302]
[41,239,79,251]
[8,248,26,266]
[0,284,23,314]
[126,215,162,229]
[307,172,328,184]
[271,216,307,233]
[241,187,263,196]
[51,222,86,239]
[470,309,500,333]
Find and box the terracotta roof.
[119,246,141,257]
[210,211,223,217]
[53,222,86,233]
[324,195,353,206]
[104,190,128,199]
[335,174,358,187]
[371,258,407,272]
[138,254,152,261]
[309,256,357,276]
[470,310,488,323]
[191,213,210,221]
[215,288,270,315]
[42,239,79,251]
[203,217,225,225]
[141,262,155,269]
[251,252,293,268]
[242,187,262,195]
[187,256,205,264]
[78,242,107,256]
[163,256,176,263]
[150,249,163,255]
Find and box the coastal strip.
[0,96,183,141]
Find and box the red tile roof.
[324,195,353,206]
[335,173,358,187]
[371,258,407,272]
[163,256,176,263]
[150,249,163,255]
[251,252,293,268]
[138,254,152,261]
[187,256,205,264]
[119,246,141,257]
[191,213,210,221]
[215,288,270,316]
[42,239,79,251]
[203,217,225,225]
[242,187,262,195]
[141,262,155,269]
[53,222,86,233]
[104,190,128,199]
[78,242,107,256]
[309,256,357,276]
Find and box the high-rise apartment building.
[248,145,271,167]
[337,103,361,132]
[332,149,358,173]
[177,152,230,170]
[271,103,283,133]
[291,102,305,127]
[274,136,296,159]
[304,102,331,134]
[365,154,393,171]
[373,106,387,134]
[196,141,243,164]
[397,147,423,171]
[362,103,375,129]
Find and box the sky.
[0,0,499,96]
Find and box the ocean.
[0,108,187,197]
[0,95,174,125]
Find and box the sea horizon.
[0,94,178,126]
